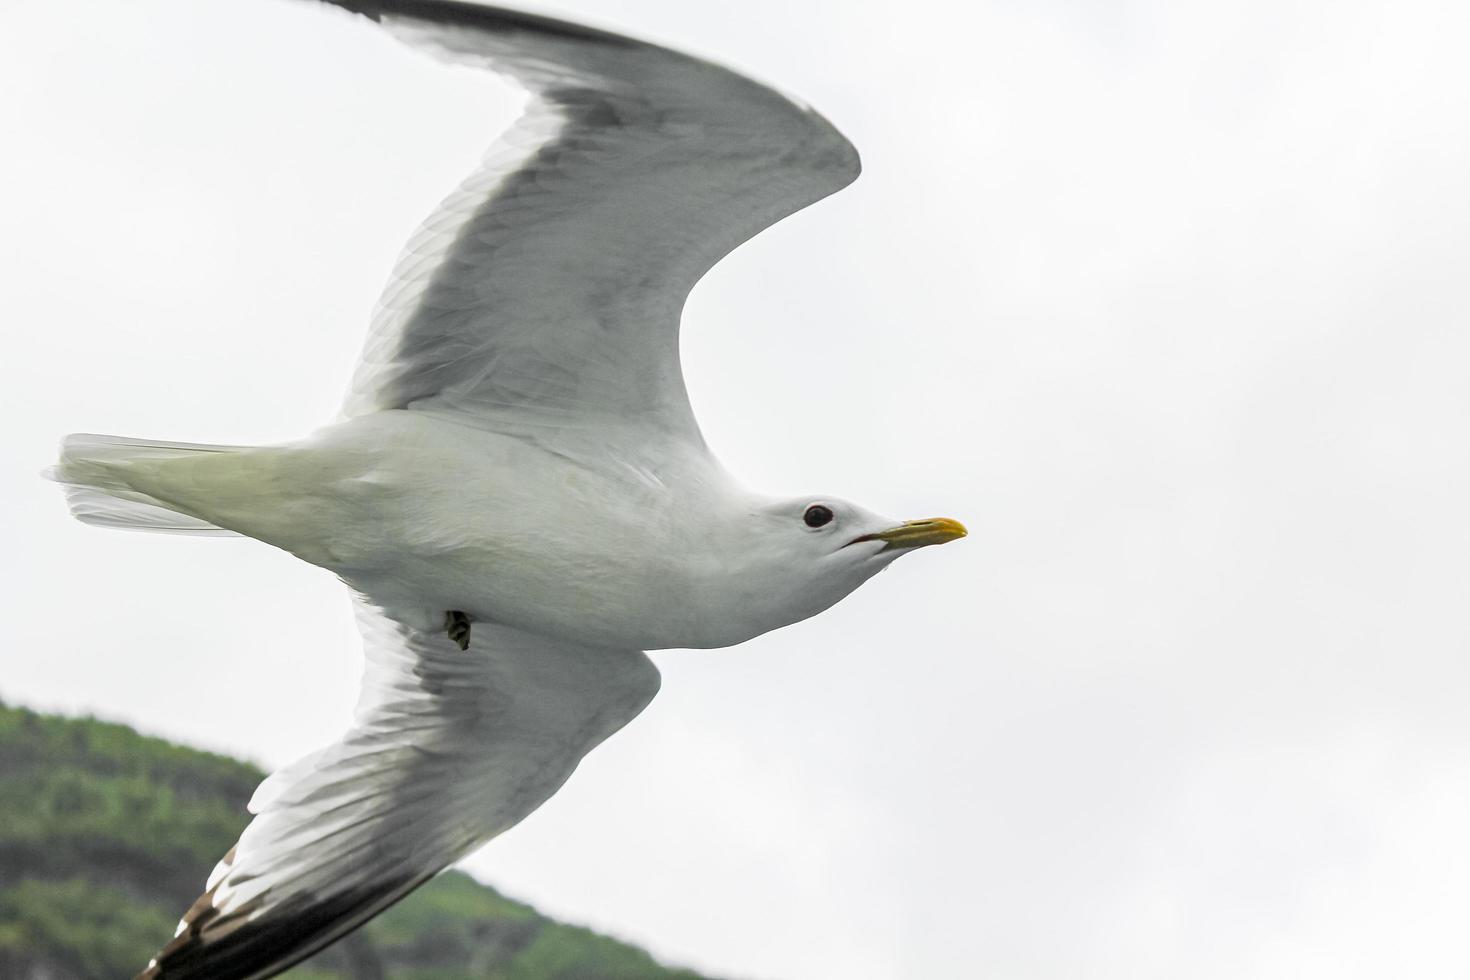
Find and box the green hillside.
[0,700,708,980]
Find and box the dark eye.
[803,504,834,528]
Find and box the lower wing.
[138,598,659,980]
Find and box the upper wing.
[138,598,659,980]
[315,0,860,452]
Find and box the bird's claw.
[445,610,472,651]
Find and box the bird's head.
[689,494,966,646]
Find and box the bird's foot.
[445,610,472,651]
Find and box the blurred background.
[2,0,1468,977]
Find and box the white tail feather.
[49,433,246,536]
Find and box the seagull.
[50,1,966,977]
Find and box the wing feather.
[138,599,659,980]
[310,0,860,453]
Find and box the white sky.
[3,0,1470,977]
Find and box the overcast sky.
[4,0,1470,977]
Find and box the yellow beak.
[852,517,968,551]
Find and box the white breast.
[265,411,753,650]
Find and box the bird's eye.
[803,504,835,528]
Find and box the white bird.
[49,1,966,977]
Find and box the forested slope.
[0,700,708,980]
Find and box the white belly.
[173,411,745,651]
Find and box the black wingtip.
[140,870,430,980]
[312,0,383,22]
[307,0,639,46]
